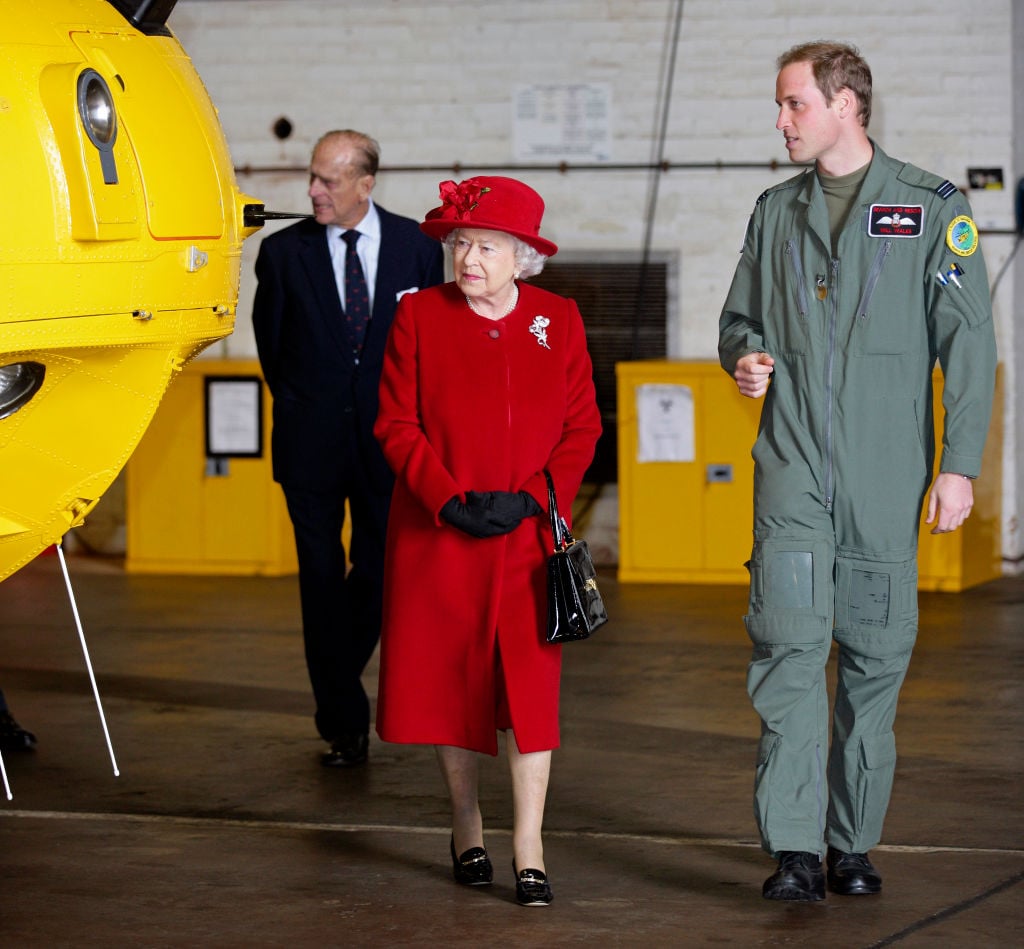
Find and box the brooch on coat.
[529,315,551,349]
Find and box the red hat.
[420,176,558,257]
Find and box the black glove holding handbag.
[441,490,542,538]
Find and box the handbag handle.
[543,469,573,552]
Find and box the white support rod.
[0,747,11,801]
[56,542,119,777]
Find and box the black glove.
[441,491,542,538]
[440,496,505,538]
[480,490,542,522]
[467,490,542,531]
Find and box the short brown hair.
[777,41,872,128]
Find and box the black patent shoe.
[514,864,553,906]
[321,732,368,767]
[762,851,825,901]
[450,836,493,886]
[826,847,882,895]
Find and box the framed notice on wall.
[513,83,611,163]
[204,375,263,458]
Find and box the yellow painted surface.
[0,0,263,581]
[617,360,1002,592]
[125,360,298,576]
[916,365,1004,592]
[616,361,761,584]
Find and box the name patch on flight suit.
[868,204,924,238]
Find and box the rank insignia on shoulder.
[868,204,923,238]
[935,180,958,199]
[946,215,979,256]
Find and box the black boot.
[0,710,36,752]
[826,847,882,895]
[762,851,825,901]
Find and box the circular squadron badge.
[946,215,979,257]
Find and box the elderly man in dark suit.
[253,130,444,767]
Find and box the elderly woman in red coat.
[374,176,601,907]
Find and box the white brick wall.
[172,0,1021,564]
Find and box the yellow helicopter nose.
[0,0,262,581]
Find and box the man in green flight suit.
[719,41,998,902]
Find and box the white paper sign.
[636,384,695,462]
[513,83,611,162]
[206,378,261,456]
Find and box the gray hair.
[443,230,548,279]
[312,129,380,177]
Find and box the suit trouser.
[283,482,388,741]
[744,515,918,856]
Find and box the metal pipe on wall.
[235,159,789,176]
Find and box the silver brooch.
[528,315,551,349]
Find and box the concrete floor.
[0,552,1021,947]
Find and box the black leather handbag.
[544,470,607,643]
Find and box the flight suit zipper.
[856,239,893,319]
[785,240,809,315]
[824,258,839,513]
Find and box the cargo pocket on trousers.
[835,553,918,657]
[744,536,832,646]
[860,731,896,771]
[856,731,897,829]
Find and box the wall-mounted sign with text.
[513,83,611,163]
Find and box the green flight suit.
[718,143,997,856]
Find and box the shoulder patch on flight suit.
[946,215,979,256]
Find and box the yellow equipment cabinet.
[917,364,1003,592]
[616,361,761,584]
[616,360,1002,591]
[125,359,297,576]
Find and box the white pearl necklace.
[466,283,519,319]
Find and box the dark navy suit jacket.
[252,207,444,493]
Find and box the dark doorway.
[531,257,669,483]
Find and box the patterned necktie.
[341,229,369,355]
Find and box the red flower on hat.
[437,180,491,220]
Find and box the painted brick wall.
[170,0,1020,560]
[173,0,1015,357]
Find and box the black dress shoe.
[514,864,553,906]
[450,836,493,886]
[762,851,825,901]
[826,847,882,895]
[0,711,36,752]
[320,732,368,767]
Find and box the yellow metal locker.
[125,359,298,576]
[616,360,1002,591]
[616,361,758,584]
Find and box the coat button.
[488,328,500,339]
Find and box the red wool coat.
[373,281,602,754]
